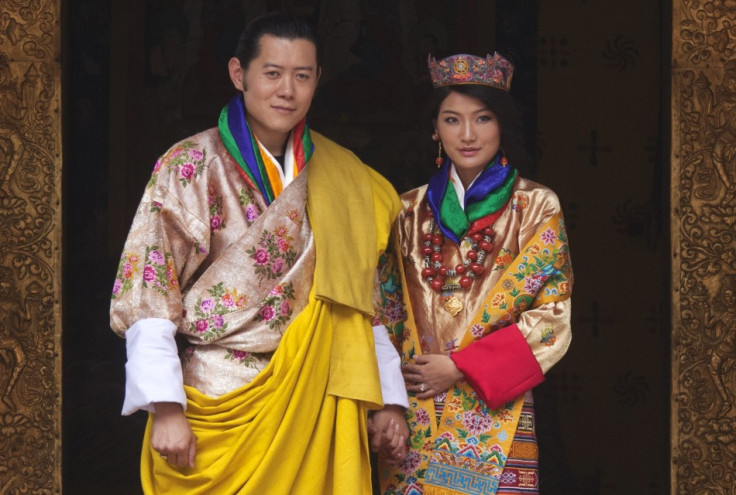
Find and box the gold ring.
[160,454,168,460]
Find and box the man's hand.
[151,402,196,468]
[368,404,409,464]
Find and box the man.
[111,13,407,494]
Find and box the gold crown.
[428,52,513,90]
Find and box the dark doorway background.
[63,1,668,493]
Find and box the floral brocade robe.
[380,177,572,494]
[111,128,359,397]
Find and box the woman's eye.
[478,115,493,122]
[444,117,458,124]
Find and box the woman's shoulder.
[514,176,562,211]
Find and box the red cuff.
[450,323,543,409]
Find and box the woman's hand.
[402,354,464,400]
[151,402,196,468]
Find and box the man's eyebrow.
[262,62,316,71]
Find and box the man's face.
[228,34,319,156]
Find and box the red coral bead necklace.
[421,208,495,292]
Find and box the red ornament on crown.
[428,52,514,91]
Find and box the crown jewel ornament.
[428,52,514,90]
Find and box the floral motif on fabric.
[150,200,162,213]
[286,208,303,227]
[470,323,486,338]
[508,224,571,302]
[240,187,262,225]
[189,283,248,341]
[224,349,264,368]
[540,326,556,346]
[246,226,297,282]
[112,252,139,299]
[511,193,528,212]
[255,283,295,331]
[149,140,206,188]
[491,292,507,309]
[493,248,514,271]
[207,184,226,233]
[373,247,407,346]
[142,246,178,295]
[441,388,513,463]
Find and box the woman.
[378,52,573,494]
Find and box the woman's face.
[435,90,501,188]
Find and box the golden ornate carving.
[673,2,736,492]
[677,0,736,65]
[0,1,61,493]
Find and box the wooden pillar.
[0,0,63,493]
[672,1,736,492]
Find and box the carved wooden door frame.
[0,0,63,493]
[670,1,736,492]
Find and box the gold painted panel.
[0,0,62,494]
[673,2,736,493]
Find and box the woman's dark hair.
[424,84,532,175]
[234,12,321,69]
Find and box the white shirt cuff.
[121,318,186,415]
[373,324,409,409]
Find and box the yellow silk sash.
[381,211,572,495]
[141,289,373,494]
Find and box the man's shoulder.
[158,127,221,159]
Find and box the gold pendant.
[443,295,463,316]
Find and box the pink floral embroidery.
[470,323,485,338]
[240,188,262,225]
[254,249,270,265]
[148,140,207,188]
[247,227,298,281]
[461,410,493,436]
[286,209,303,226]
[112,252,139,299]
[523,275,544,295]
[180,163,195,179]
[540,227,557,245]
[260,305,276,322]
[148,250,164,264]
[140,246,176,295]
[208,184,226,233]
[415,408,431,425]
[255,282,295,331]
[271,257,285,274]
[279,299,291,317]
[245,204,259,223]
[225,348,263,368]
[188,283,247,341]
[398,450,421,474]
[231,350,248,360]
